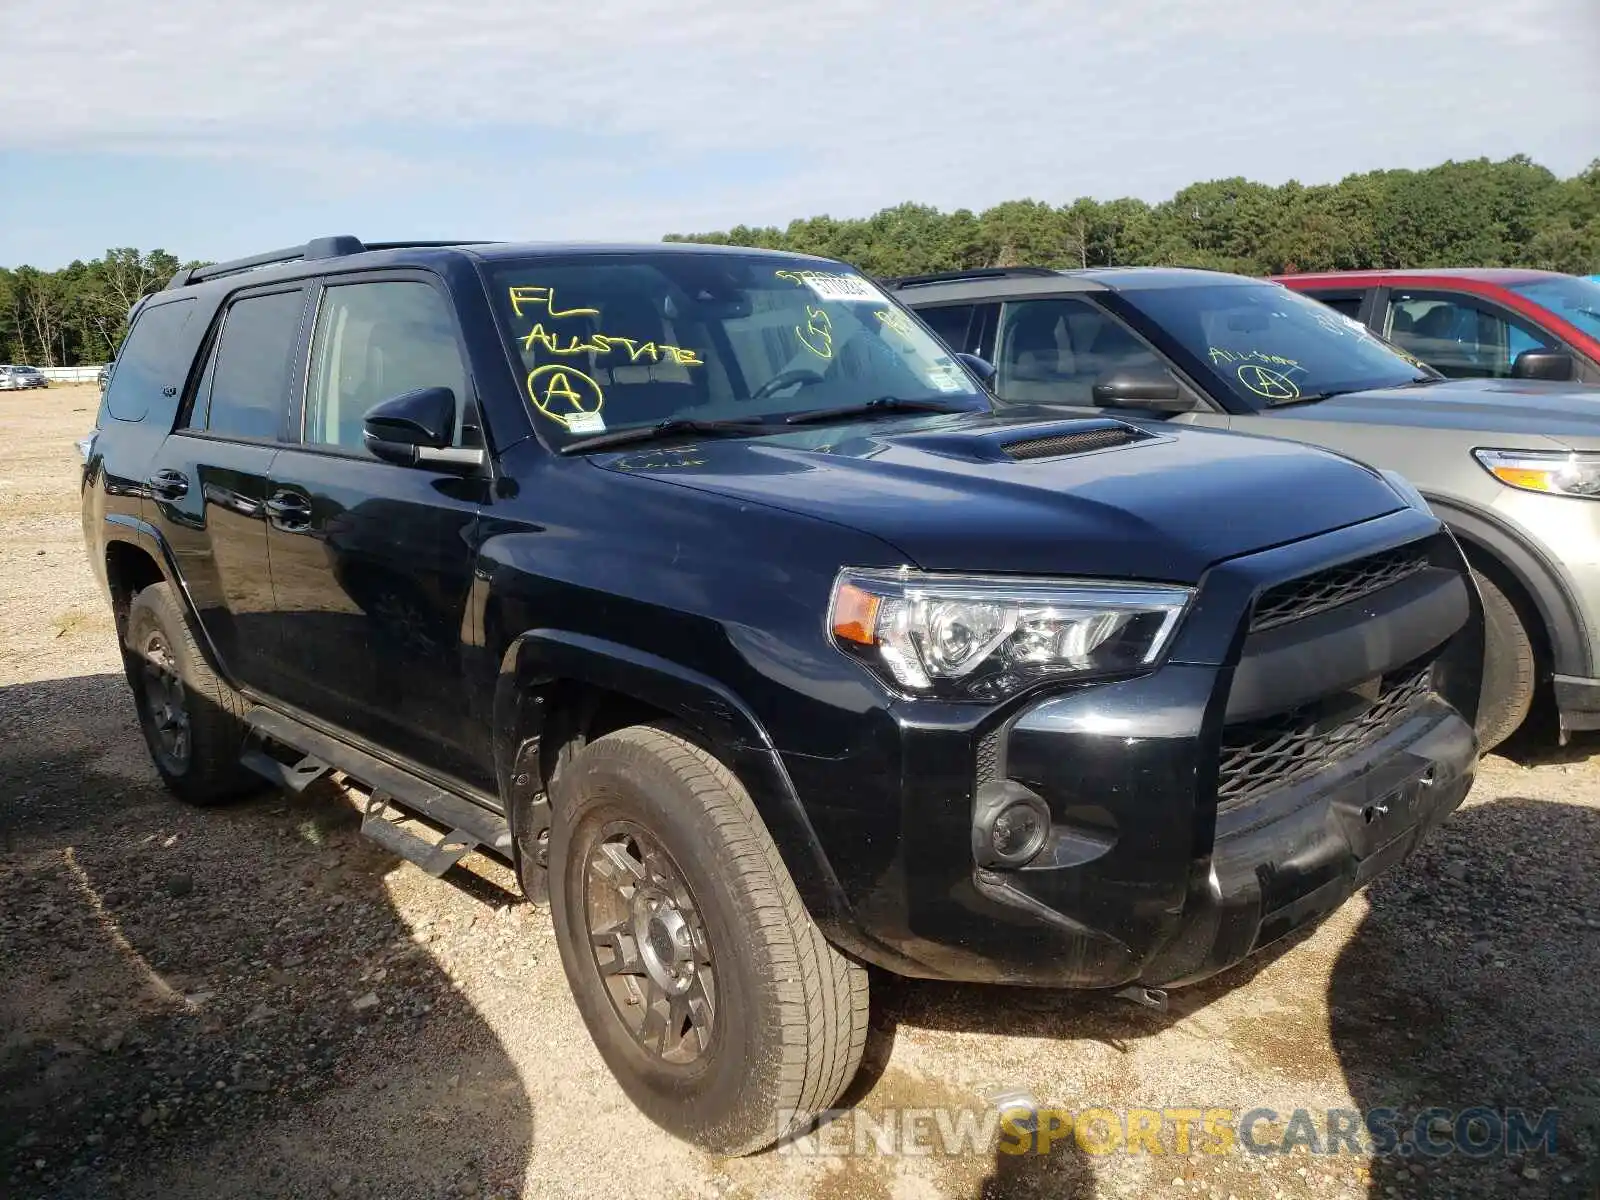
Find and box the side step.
[241,706,513,875]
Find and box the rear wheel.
[125,582,257,804]
[1473,569,1535,753]
[548,725,868,1155]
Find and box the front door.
[1382,289,1558,380]
[988,296,1227,429]
[264,274,491,791]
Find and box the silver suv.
[896,266,1600,750]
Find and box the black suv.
[82,236,1482,1154]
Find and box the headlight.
[1473,449,1600,498]
[829,568,1193,700]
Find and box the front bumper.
[811,509,1483,990]
[1554,674,1600,734]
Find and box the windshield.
[484,253,986,442]
[1509,276,1600,341]
[1116,281,1427,407]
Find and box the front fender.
[1425,495,1590,677]
[492,628,877,951]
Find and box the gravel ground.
[2,386,1597,1200]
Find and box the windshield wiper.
[1264,388,1361,407]
[559,417,772,455]
[784,396,969,426]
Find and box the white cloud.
[1,0,1596,245]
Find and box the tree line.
[0,249,194,368]
[5,156,1597,368]
[667,155,1600,283]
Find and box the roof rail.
[163,236,497,290]
[884,266,1061,289]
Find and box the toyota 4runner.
[82,237,1482,1154]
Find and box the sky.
[1,0,1597,270]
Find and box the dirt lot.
[2,385,1597,1199]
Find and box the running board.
[241,706,513,873]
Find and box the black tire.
[125,581,257,805]
[1474,569,1536,754]
[548,725,868,1155]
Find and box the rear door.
[263,272,491,791]
[144,285,309,692]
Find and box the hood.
[595,411,1404,580]
[1268,377,1600,441]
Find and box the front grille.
[975,726,1003,785]
[1251,544,1430,632]
[1216,661,1435,811]
[1002,424,1145,461]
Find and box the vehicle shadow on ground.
[1329,796,1600,1198]
[0,672,533,1200]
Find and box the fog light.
[972,781,1052,868]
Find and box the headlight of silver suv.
[1473,449,1600,498]
[829,568,1193,700]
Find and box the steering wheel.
[749,368,825,403]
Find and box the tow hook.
[1113,985,1169,1012]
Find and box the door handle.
[147,469,189,501]
[265,490,313,530]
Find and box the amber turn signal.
[831,583,881,646]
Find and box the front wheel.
[548,725,868,1155]
[1474,569,1536,753]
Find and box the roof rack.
[164,236,497,290]
[883,266,1061,289]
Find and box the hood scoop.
[1001,419,1152,461]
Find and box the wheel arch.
[1423,495,1585,678]
[491,629,858,934]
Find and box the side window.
[917,304,976,353]
[1305,292,1365,321]
[994,298,1161,405]
[304,281,470,453]
[196,290,306,439]
[103,299,197,422]
[1385,292,1553,379]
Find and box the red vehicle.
[1274,269,1600,386]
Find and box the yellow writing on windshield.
[519,323,702,366]
[797,305,834,359]
[874,308,915,338]
[1208,347,1302,369]
[1235,364,1300,401]
[527,364,605,428]
[508,286,599,321]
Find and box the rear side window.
[103,299,197,422]
[917,304,976,353]
[1305,292,1365,320]
[193,290,305,439]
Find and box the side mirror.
[1091,368,1195,414]
[363,386,484,471]
[955,352,997,383]
[1511,349,1575,382]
